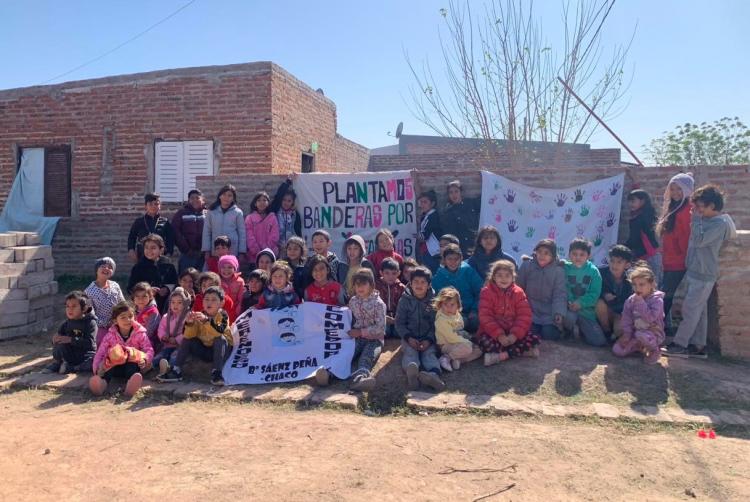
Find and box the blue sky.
[1,0,748,161]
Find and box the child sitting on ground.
[367,228,404,273]
[613,265,665,364]
[85,257,125,346]
[193,272,235,319]
[127,233,177,313]
[153,287,190,378]
[218,255,245,320]
[43,291,98,374]
[516,239,567,341]
[476,260,539,366]
[433,287,482,371]
[131,281,162,355]
[315,269,386,392]
[257,261,302,309]
[205,235,231,274]
[159,286,232,386]
[563,239,607,347]
[89,301,153,397]
[240,269,268,313]
[178,267,200,305]
[432,243,483,332]
[304,254,346,306]
[396,266,445,392]
[596,245,634,341]
[376,258,406,338]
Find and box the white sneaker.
[451,359,461,370]
[158,359,170,377]
[439,355,453,372]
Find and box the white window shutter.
[155,142,184,202]
[183,141,214,194]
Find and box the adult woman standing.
[441,180,480,256]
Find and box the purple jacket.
[620,291,665,344]
[172,204,206,256]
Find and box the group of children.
[45,174,736,397]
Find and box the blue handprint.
[507,220,519,233]
[564,208,574,223]
[512,241,521,253]
[610,181,621,196]
[504,189,516,203]
[573,188,585,202]
[525,227,535,238]
[545,210,555,220]
[606,212,616,227]
[554,193,568,207]
[579,205,590,217]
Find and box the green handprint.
[580,205,590,217]
[594,233,603,247]
[525,227,535,238]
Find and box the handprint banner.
[296,170,417,257]
[479,171,625,266]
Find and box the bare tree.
[406,0,633,163]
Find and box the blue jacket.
[466,248,517,282]
[432,262,484,313]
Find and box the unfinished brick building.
[0,62,369,274]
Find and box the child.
[257,261,302,309]
[178,267,200,304]
[395,266,445,392]
[439,234,460,255]
[316,269,386,392]
[153,287,190,378]
[284,236,307,297]
[256,248,276,273]
[172,188,206,273]
[476,260,539,365]
[241,269,268,312]
[516,239,567,341]
[127,192,174,261]
[433,287,482,371]
[43,291,97,374]
[401,257,418,284]
[218,255,245,319]
[202,184,246,262]
[127,233,177,313]
[367,228,404,273]
[657,172,694,334]
[85,257,125,345]
[467,226,517,281]
[337,234,376,296]
[159,286,233,386]
[563,239,607,347]
[131,281,162,354]
[376,258,406,338]
[269,177,302,250]
[204,235,232,274]
[625,189,661,283]
[432,243,483,332]
[613,265,665,364]
[304,254,346,306]
[416,190,442,272]
[89,301,153,397]
[302,230,341,289]
[245,191,280,266]
[664,184,736,358]
[595,245,634,340]
[193,272,236,321]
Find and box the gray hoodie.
[516,257,567,325]
[395,286,436,343]
[686,213,736,282]
[202,204,247,255]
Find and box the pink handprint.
[592,189,604,202]
[548,226,557,239]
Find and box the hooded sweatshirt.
[395,286,436,343]
[620,290,665,344]
[478,282,532,341]
[93,321,153,374]
[337,235,376,292]
[57,313,98,353]
[467,247,517,283]
[685,213,737,282]
[171,203,206,256]
[348,290,387,341]
[245,212,280,264]
[563,260,603,321]
[432,262,484,313]
[517,257,567,325]
[202,204,247,256]
[435,310,470,347]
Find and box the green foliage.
[645,117,750,166]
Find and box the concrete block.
[0,263,27,276]
[23,234,41,246]
[11,245,53,263]
[0,277,7,289]
[50,281,59,294]
[0,249,14,263]
[17,269,54,288]
[44,257,55,270]
[10,232,34,247]
[0,288,27,301]
[0,313,28,328]
[30,295,55,310]
[0,300,30,315]
[0,233,17,248]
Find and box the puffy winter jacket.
[395,286,436,343]
[202,204,247,256]
[376,279,406,317]
[661,202,691,272]
[516,257,567,325]
[220,272,246,318]
[432,262,484,313]
[93,321,153,374]
[171,204,206,257]
[620,291,665,344]
[478,283,532,341]
[244,212,280,265]
[183,310,233,347]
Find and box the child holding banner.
[367,228,404,273]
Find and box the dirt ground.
[0,390,748,501]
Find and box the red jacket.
[661,202,692,272]
[367,249,404,274]
[304,281,345,306]
[376,279,406,316]
[221,272,246,318]
[478,283,532,340]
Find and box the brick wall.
[717,230,750,359]
[333,134,369,172]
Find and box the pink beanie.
[218,255,239,271]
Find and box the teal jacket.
[432,261,484,313]
[563,260,602,321]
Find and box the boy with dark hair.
[172,189,206,273]
[596,245,634,340]
[432,243,483,332]
[205,235,232,274]
[664,184,736,359]
[302,230,341,289]
[563,238,606,346]
[438,234,461,255]
[127,233,178,313]
[128,192,174,261]
[376,258,406,338]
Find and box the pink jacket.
[244,212,279,264]
[157,312,187,349]
[221,272,246,318]
[92,321,154,373]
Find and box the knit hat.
[668,172,695,199]
[257,248,277,263]
[169,287,191,306]
[94,256,116,276]
[218,254,239,271]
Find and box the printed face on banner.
[479,172,625,266]
[295,172,418,257]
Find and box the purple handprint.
[601,256,609,266]
[606,212,616,227]
[548,226,557,240]
[507,220,519,233]
[573,188,585,202]
[529,190,542,203]
[609,181,622,196]
[511,241,521,253]
[504,189,516,203]
[596,204,607,218]
[554,193,568,207]
[545,210,555,220]
[576,224,585,237]
[564,208,574,223]
[592,189,604,202]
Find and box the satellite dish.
[395,122,404,138]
